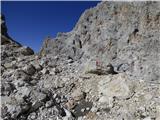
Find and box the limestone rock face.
[1,1,160,120]
[40,1,160,82]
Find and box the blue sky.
[1,1,100,52]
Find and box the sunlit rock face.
[40,1,160,82]
[1,1,160,120]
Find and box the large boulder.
[23,64,36,75]
[98,73,135,107]
[16,46,34,56]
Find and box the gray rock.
[143,116,151,120]
[23,64,36,75]
[86,63,117,75]
[29,91,47,112]
[41,68,49,74]
[17,46,34,56]
[7,105,21,119]
[45,100,54,108]
[62,108,74,120]
[16,86,32,98]
[12,80,25,88]
[28,112,37,120]
[30,101,43,112]
[32,63,42,71]
[71,88,85,101]
[1,82,15,96]
[1,1,160,120]
[54,68,61,74]
[117,63,130,72]
[13,69,32,81]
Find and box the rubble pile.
[1,1,160,120]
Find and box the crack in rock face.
[1,1,160,120]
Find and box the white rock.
[62,108,73,120]
[30,112,37,119]
[81,108,85,112]
[86,107,90,111]
[156,105,160,120]
[41,68,49,74]
[143,117,151,120]
[71,88,85,101]
[98,74,133,101]
[98,96,113,108]
[16,86,31,98]
[91,107,98,112]
[32,63,42,71]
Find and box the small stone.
[54,56,59,60]
[143,117,151,120]
[67,59,74,63]
[39,60,46,66]
[117,63,130,72]
[53,94,58,99]
[156,105,160,120]
[41,68,49,74]
[55,68,61,74]
[98,96,113,108]
[91,107,98,112]
[23,64,36,75]
[14,70,31,81]
[7,105,21,119]
[16,86,31,98]
[30,112,37,119]
[86,107,90,111]
[45,101,53,108]
[65,99,76,110]
[36,92,47,101]
[71,88,85,101]
[31,101,43,112]
[30,80,38,85]
[17,57,23,62]
[81,108,85,112]
[20,104,30,113]
[55,98,61,104]
[96,112,101,115]
[4,63,12,69]
[13,80,25,87]
[77,116,83,120]
[62,108,73,120]
[33,63,42,71]
[2,82,15,95]
[49,68,55,75]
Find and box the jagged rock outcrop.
[1,1,160,120]
[1,14,21,46]
[1,14,34,60]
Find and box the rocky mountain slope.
[1,1,160,120]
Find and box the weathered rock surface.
[1,1,160,120]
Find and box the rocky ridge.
[1,1,160,120]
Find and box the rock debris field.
[1,1,160,120]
